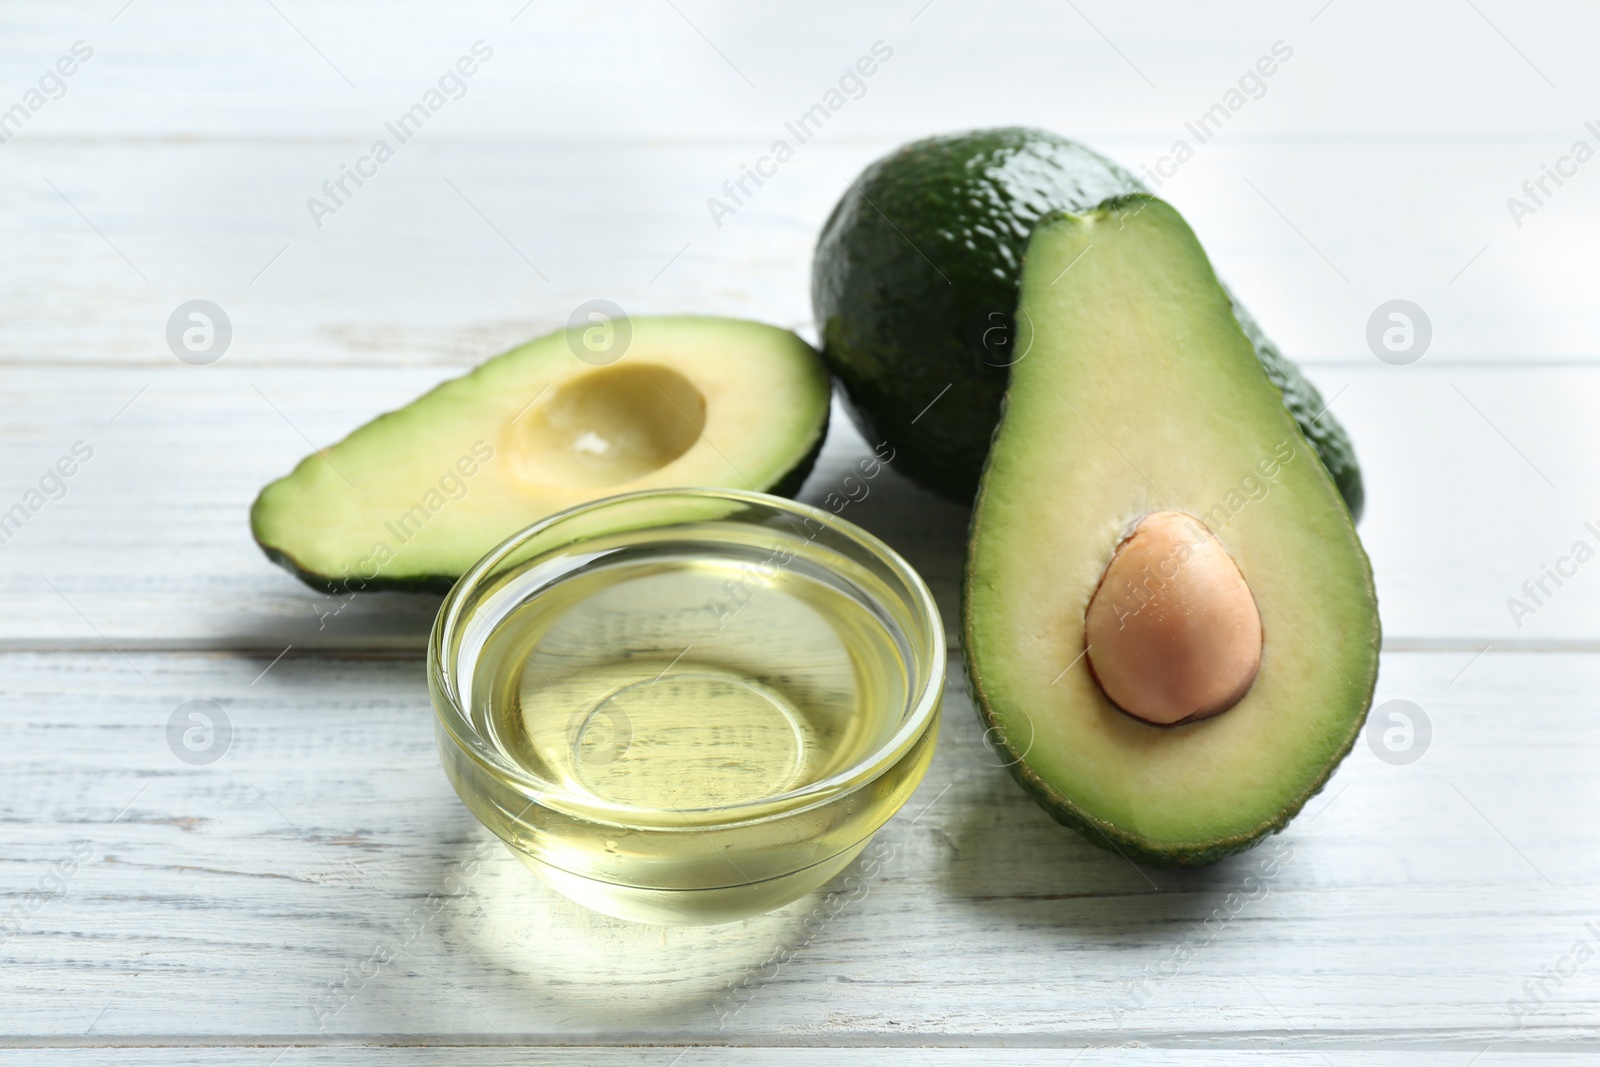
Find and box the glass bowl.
[428,487,944,924]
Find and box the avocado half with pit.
[964,196,1380,866]
[813,127,1364,520]
[251,316,830,593]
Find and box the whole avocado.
[811,127,1364,520]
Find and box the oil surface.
[474,546,910,814]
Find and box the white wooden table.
[4,1,1598,1061]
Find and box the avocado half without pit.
[251,316,831,593]
[963,195,1380,867]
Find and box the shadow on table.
[229,651,809,1033]
[219,586,443,655]
[430,832,833,1028]
[939,748,1285,945]
[793,444,972,629]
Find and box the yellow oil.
[468,534,923,923]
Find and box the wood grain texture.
[0,1054,1585,1065]
[0,134,1595,370]
[4,0,1598,1059]
[2,649,1596,1051]
[1,363,1598,651]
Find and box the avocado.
[251,316,830,594]
[963,196,1380,866]
[812,127,1363,520]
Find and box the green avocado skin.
[1228,294,1364,520]
[812,127,1363,521]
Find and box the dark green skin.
[1228,295,1363,520]
[812,127,1363,521]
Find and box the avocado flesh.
[251,316,830,593]
[963,197,1380,866]
[812,127,1363,520]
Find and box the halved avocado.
[812,127,1364,520]
[252,316,830,593]
[963,196,1380,866]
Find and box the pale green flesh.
[965,197,1379,853]
[251,317,830,586]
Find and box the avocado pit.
[1084,510,1262,726]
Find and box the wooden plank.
[2,649,1596,1048]
[3,1,1597,1058]
[0,1051,1581,1066]
[0,362,1596,650]
[3,0,1587,152]
[0,134,1594,371]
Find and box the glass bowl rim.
[428,486,945,827]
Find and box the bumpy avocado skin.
[812,127,1363,521]
[1229,295,1364,521]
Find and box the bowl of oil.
[428,487,944,924]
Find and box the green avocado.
[812,127,1363,520]
[963,196,1380,866]
[251,316,830,594]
